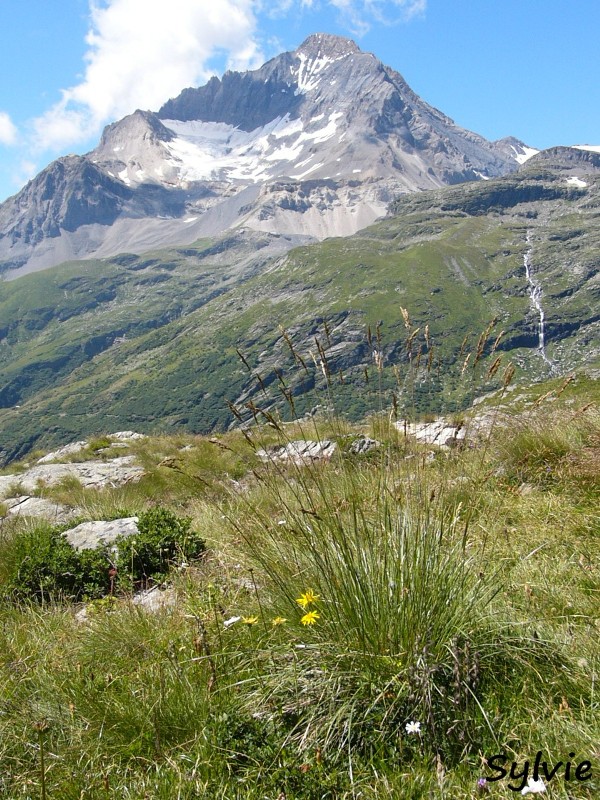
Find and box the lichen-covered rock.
[348,435,380,454]
[132,585,177,612]
[396,418,467,449]
[62,517,139,550]
[110,431,147,441]
[0,456,144,500]
[256,439,337,464]
[3,495,77,524]
[37,441,89,464]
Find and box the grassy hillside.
[0,374,598,797]
[0,158,598,463]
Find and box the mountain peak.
[1,34,532,277]
[295,33,361,59]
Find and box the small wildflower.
[301,610,320,626]
[296,589,320,608]
[521,777,546,795]
[405,720,421,735]
[223,616,241,628]
[277,519,287,525]
[242,616,259,625]
[477,777,489,793]
[271,616,288,626]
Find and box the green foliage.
[1,166,599,463]
[125,506,205,587]
[87,436,112,452]
[0,524,110,603]
[0,506,205,603]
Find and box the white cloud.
[0,112,17,146]
[330,1,426,34]
[32,0,262,152]
[12,160,38,189]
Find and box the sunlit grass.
[0,362,598,797]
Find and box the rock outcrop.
[396,418,467,449]
[63,517,140,550]
[256,439,337,464]
[0,456,144,499]
[2,495,76,524]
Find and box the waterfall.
[524,232,554,371]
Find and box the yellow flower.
[296,589,320,609]
[271,616,288,626]
[242,616,258,625]
[301,610,320,626]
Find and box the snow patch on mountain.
[572,144,600,153]
[162,112,342,184]
[293,52,347,95]
[510,144,540,164]
[566,176,588,187]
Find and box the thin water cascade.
[524,232,554,371]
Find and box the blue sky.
[0,0,598,202]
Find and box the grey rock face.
[396,419,467,449]
[63,517,139,550]
[0,456,144,499]
[3,495,76,524]
[0,156,132,246]
[110,431,147,441]
[35,432,144,464]
[256,439,337,463]
[131,584,177,612]
[348,436,380,454]
[37,441,89,464]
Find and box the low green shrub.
[123,506,206,589]
[1,524,109,602]
[0,506,205,603]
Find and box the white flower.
[277,519,286,525]
[405,720,421,734]
[223,616,241,628]
[522,777,546,795]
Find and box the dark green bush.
[123,506,205,587]
[0,506,205,603]
[1,524,109,602]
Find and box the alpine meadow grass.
[0,320,597,798]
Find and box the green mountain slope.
[1,151,598,464]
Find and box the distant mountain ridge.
[0,33,534,277]
[0,146,598,464]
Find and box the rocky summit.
[0,33,531,277]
